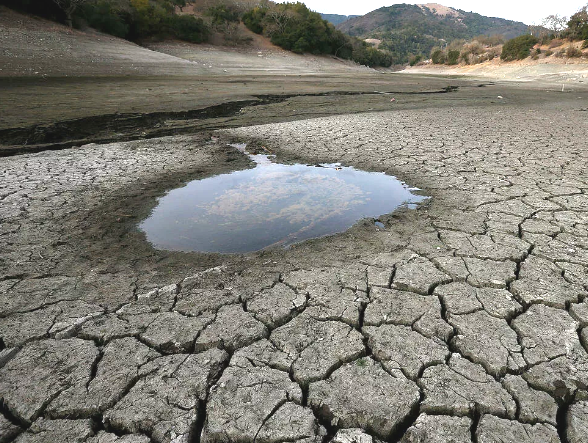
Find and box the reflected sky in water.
[139,147,426,253]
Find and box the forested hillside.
[337,3,529,64]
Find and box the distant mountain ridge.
[336,3,530,64]
[320,13,360,26]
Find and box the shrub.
[431,48,445,64]
[242,6,266,34]
[487,46,501,60]
[548,38,564,49]
[500,35,538,61]
[351,44,393,67]
[78,1,130,38]
[583,40,588,49]
[474,34,505,46]
[167,15,209,43]
[566,45,583,57]
[242,2,392,67]
[545,49,554,56]
[459,41,485,64]
[566,6,588,40]
[205,4,240,26]
[409,54,422,66]
[446,49,460,65]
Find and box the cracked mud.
[2,85,588,443]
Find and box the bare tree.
[528,23,548,38]
[52,0,91,28]
[541,14,568,38]
[264,6,295,36]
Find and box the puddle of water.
[139,145,427,253]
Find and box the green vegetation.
[408,54,422,66]
[566,5,588,40]
[430,36,502,66]
[78,1,129,37]
[7,0,392,67]
[430,48,445,64]
[500,34,538,61]
[205,4,240,26]
[446,49,460,65]
[11,0,583,66]
[338,3,528,64]
[355,358,368,367]
[242,2,392,67]
[7,0,209,42]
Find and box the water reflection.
[139,146,427,253]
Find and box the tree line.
[426,4,588,66]
[6,0,393,67]
[242,2,392,67]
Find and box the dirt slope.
[402,56,588,83]
[0,6,371,78]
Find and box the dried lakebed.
[1,101,588,443]
[140,145,426,253]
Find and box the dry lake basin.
[1,15,588,442]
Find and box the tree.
[52,0,91,27]
[541,14,568,38]
[501,34,538,61]
[566,5,588,40]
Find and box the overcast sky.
[283,1,586,25]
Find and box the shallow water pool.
[139,146,426,253]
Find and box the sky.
[282,1,586,25]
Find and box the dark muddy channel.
[139,145,427,253]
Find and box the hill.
[320,13,360,26]
[337,3,530,64]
